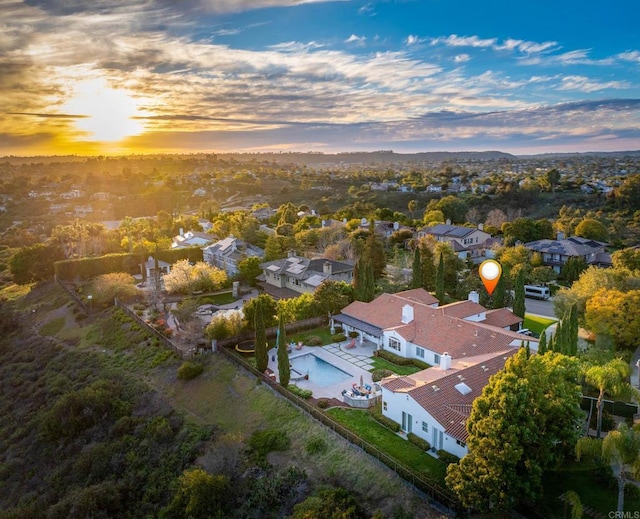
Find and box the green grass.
[523,314,557,335]
[199,292,237,305]
[542,459,640,516]
[326,408,448,482]
[0,283,34,301]
[39,316,66,336]
[288,326,335,346]
[369,357,422,376]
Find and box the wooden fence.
[55,275,90,314]
[114,298,195,359]
[218,344,462,516]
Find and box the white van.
[524,285,550,300]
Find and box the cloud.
[195,0,350,13]
[431,34,496,49]
[345,34,366,44]
[358,3,375,15]
[405,35,425,46]
[558,75,630,93]
[453,54,470,63]
[618,50,640,63]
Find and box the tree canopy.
[446,350,583,512]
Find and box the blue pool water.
[290,354,352,387]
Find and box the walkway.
[323,341,376,371]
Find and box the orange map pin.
[479,260,502,295]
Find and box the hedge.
[407,432,431,451]
[287,385,313,399]
[437,450,460,465]
[368,405,400,432]
[377,349,431,370]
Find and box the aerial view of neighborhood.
[1,0,639,518]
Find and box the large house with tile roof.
[524,234,612,273]
[332,288,534,456]
[416,222,495,262]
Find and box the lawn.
[369,356,422,376]
[326,407,448,483]
[542,459,640,516]
[199,292,237,305]
[288,326,335,346]
[523,314,557,335]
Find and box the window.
[456,439,466,448]
[389,337,401,351]
[415,347,425,359]
[422,421,429,433]
[383,401,387,411]
[434,353,441,364]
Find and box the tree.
[583,358,632,439]
[238,256,262,286]
[546,168,561,192]
[276,312,290,387]
[501,218,554,245]
[513,268,526,319]
[264,233,285,261]
[243,294,278,330]
[290,486,364,519]
[313,280,353,315]
[560,256,588,284]
[423,209,445,225]
[612,247,640,271]
[92,272,138,305]
[162,260,227,294]
[574,218,608,242]
[411,247,422,289]
[254,299,268,373]
[492,270,505,308]
[407,199,418,219]
[446,350,583,512]
[10,242,64,284]
[538,328,547,354]
[427,195,468,224]
[362,231,386,280]
[497,245,531,278]
[435,252,445,302]
[160,468,231,519]
[576,423,640,514]
[353,257,374,302]
[584,288,640,351]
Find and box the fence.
[114,298,195,359]
[217,344,462,516]
[55,275,90,314]
[215,316,326,349]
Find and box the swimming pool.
[290,353,352,387]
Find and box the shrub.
[248,429,290,459]
[305,437,327,455]
[287,385,313,399]
[316,398,330,409]
[331,333,346,342]
[305,335,323,346]
[368,405,400,432]
[377,349,412,366]
[437,450,460,465]
[348,331,359,338]
[371,368,394,382]
[407,432,430,451]
[334,326,343,333]
[412,360,431,370]
[177,361,204,381]
[625,483,640,500]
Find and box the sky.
[1,0,639,156]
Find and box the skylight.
[455,382,472,395]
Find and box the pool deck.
[266,341,377,401]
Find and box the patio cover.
[332,314,383,338]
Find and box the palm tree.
[576,423,640,513]
[583,359,632,438]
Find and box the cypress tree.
[555,320,566,354]
[513,268,526,319]
[538,329,547,354]
[493,271,505,309]
[547,332,555,353]
[277,313,290,387]
[364,231,386,280]
[568,304,579,356]
[435,252,445,302]
[411,247,422,289]
[421,245,436,292]
[254,301,268,373]
[352,258,362,299]
[362,260,375,302]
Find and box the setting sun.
[61,78,144,142]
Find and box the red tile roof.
[439,300,486,319]
[483,308,523,329]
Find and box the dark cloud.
[23,0,146,16]
[7,112,88,119]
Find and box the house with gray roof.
[524,233,612,273]
[202,235,264,276]
[259,252,354,298]
[417,222,494,262]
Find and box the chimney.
[556,231,565,241]
[288,249,297,258]
[478,223,484,231]
[401,304,414,324]
[393,221,399,231]
[321,219,326,227]
[468,291,480,304]
[179,227,184,237]
[440,352,452,370]
[446,219,451,225]
[343,217,347,224]
[323,261,332,276]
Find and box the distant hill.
[517,150,640,159]
[218,150,517,165]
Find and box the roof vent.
[432,385,440,392]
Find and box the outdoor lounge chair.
[295,341,303,350]
[345,339,356,349]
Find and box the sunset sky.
[2,0,639,156]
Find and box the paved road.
[524,297,556,318]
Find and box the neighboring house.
[142,256,171,279]
[332,288,535,457]
[358,218,413,238]
[416,222,493,261]
[259,252,354,298]
[202,235,265,276]
[524,233,612,273]
[171,230,215,249]
[74,204,93,217]
[251,207,277,221]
